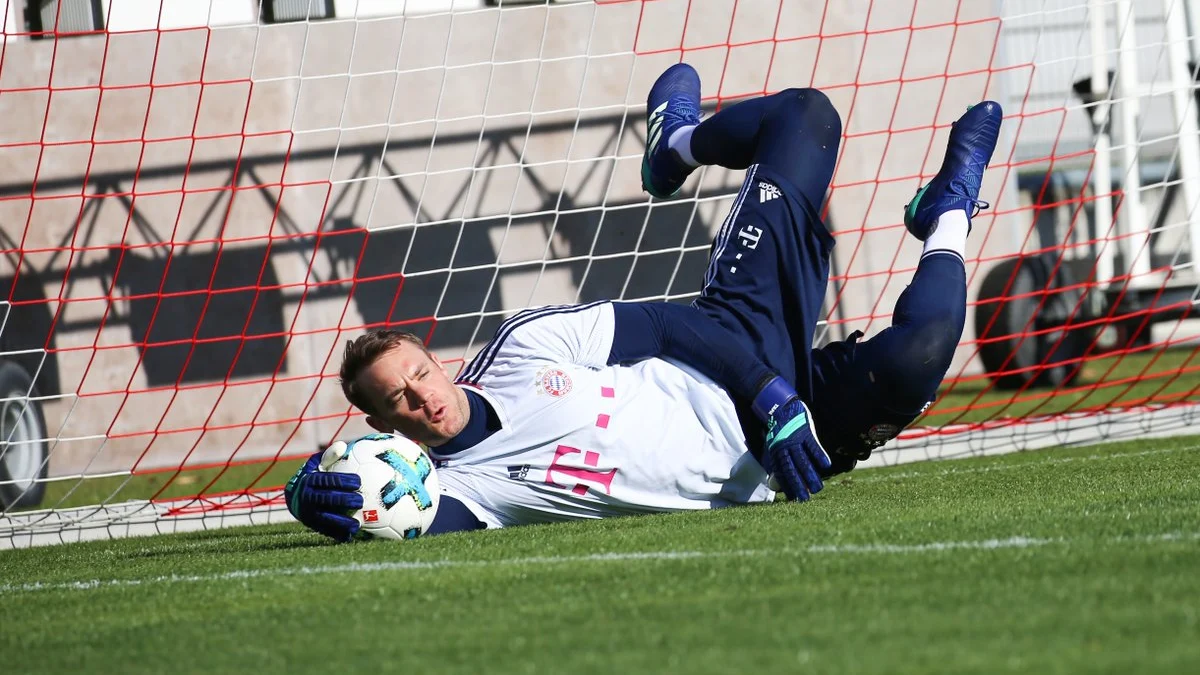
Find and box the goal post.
[2,0,1199,547]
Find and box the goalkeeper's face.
[356,342,470,447]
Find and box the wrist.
[751,375,797,422]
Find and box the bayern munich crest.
[539,368,573,397]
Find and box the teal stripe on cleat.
[904,183,930,229]
[641,154,678,199]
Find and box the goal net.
[3,0,1199,546]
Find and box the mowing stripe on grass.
[3,532,1195,596]
[858,444,1199,483]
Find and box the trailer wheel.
[975,255,1095,389]
[0,360,48,509]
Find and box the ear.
[431,351,448,375]
[365,416,392,434]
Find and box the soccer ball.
[319,432,440,540]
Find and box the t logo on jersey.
[546,445,616,496]
[758,181,780,203]
[738,224,763,250]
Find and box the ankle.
[668,125,699,167]
[921,209,969,258]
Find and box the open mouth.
[429,406,446,423]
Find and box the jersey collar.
[435,385,504,455]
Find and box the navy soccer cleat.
[641,62,702,199]
[903,101,1003,240]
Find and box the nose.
[401,384,427,409]
[408,382,434,409]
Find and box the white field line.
[853,444,1200,483]
[3,532,1196,596]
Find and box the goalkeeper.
[287,63,1003,540]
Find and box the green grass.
[3,436,1198,674]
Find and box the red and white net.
[2,0,1198,545]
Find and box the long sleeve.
[425,494,487,535]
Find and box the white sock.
[668,125,699,167]
[921,209,969,260]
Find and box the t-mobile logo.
[545,445,616,496]
[738,224,763,250]
[758,181,780,203]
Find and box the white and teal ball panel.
[320,433,441,540]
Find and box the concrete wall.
[0,0,1026,478]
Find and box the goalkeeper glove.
[752,375,831,501]
[284,444,363,542]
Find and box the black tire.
[975,255,1095,390]
[0,360,48,509]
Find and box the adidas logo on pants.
[758,181,780,203]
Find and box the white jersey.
[431,301,774,529]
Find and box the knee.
[774,88,842,139]
[755,88,843,205]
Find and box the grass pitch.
[2,437,1198,675]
